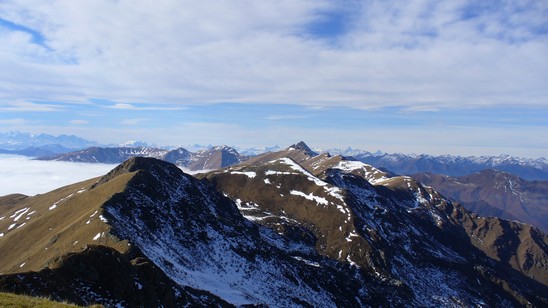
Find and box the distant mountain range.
[412,170,548,233]
[0,131,98,152]
[1,142,546,306]
[2,131,548,180]
[349,151,548,181]
[37,145,249,171]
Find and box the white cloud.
[265,115,311,121]
[0,102,64,112]
[0,155,116,196]
[0,0,544,110]
[109,103,186,111]
[69,119,89,125]
[121,118,144,125]
[110,103,135,110]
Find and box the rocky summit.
[0,144,547,307]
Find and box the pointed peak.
[212,145,239,153]
[287,141,317,156]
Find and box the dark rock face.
[0,245,228,307]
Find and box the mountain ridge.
[347,151,548,181]
[412,169,548,233]
[0,144,547,306]
[0,131,98,151]
[202,145,547,305]
[2,131,546,180]
[36,146,249,171]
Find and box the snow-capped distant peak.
[119,140,151,147]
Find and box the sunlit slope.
[0,172,132,273]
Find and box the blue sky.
[0,0,547,157]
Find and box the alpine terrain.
[38,145,248,171]
[412,170,548,233]
[348,151,548,181]
[0,142,546,307]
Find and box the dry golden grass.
[0,292,103,307]
[0,172,135,274]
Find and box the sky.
[0,0,547,158]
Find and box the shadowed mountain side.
[0,245,228,307]
[412,170,548,233]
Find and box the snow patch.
[230,171,257,178]
[10,207,29,222]
[49,193,74,211]
[290,190,328,205]
[93,232,103,240]
[265,170,299,176]
[292,256,321,267]
[335,160,389,184]
[346,256,358,267]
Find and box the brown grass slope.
[0,175,130,274]
[0,292,96,307]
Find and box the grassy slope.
[0,292,103,307]
[0,173,134,274]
